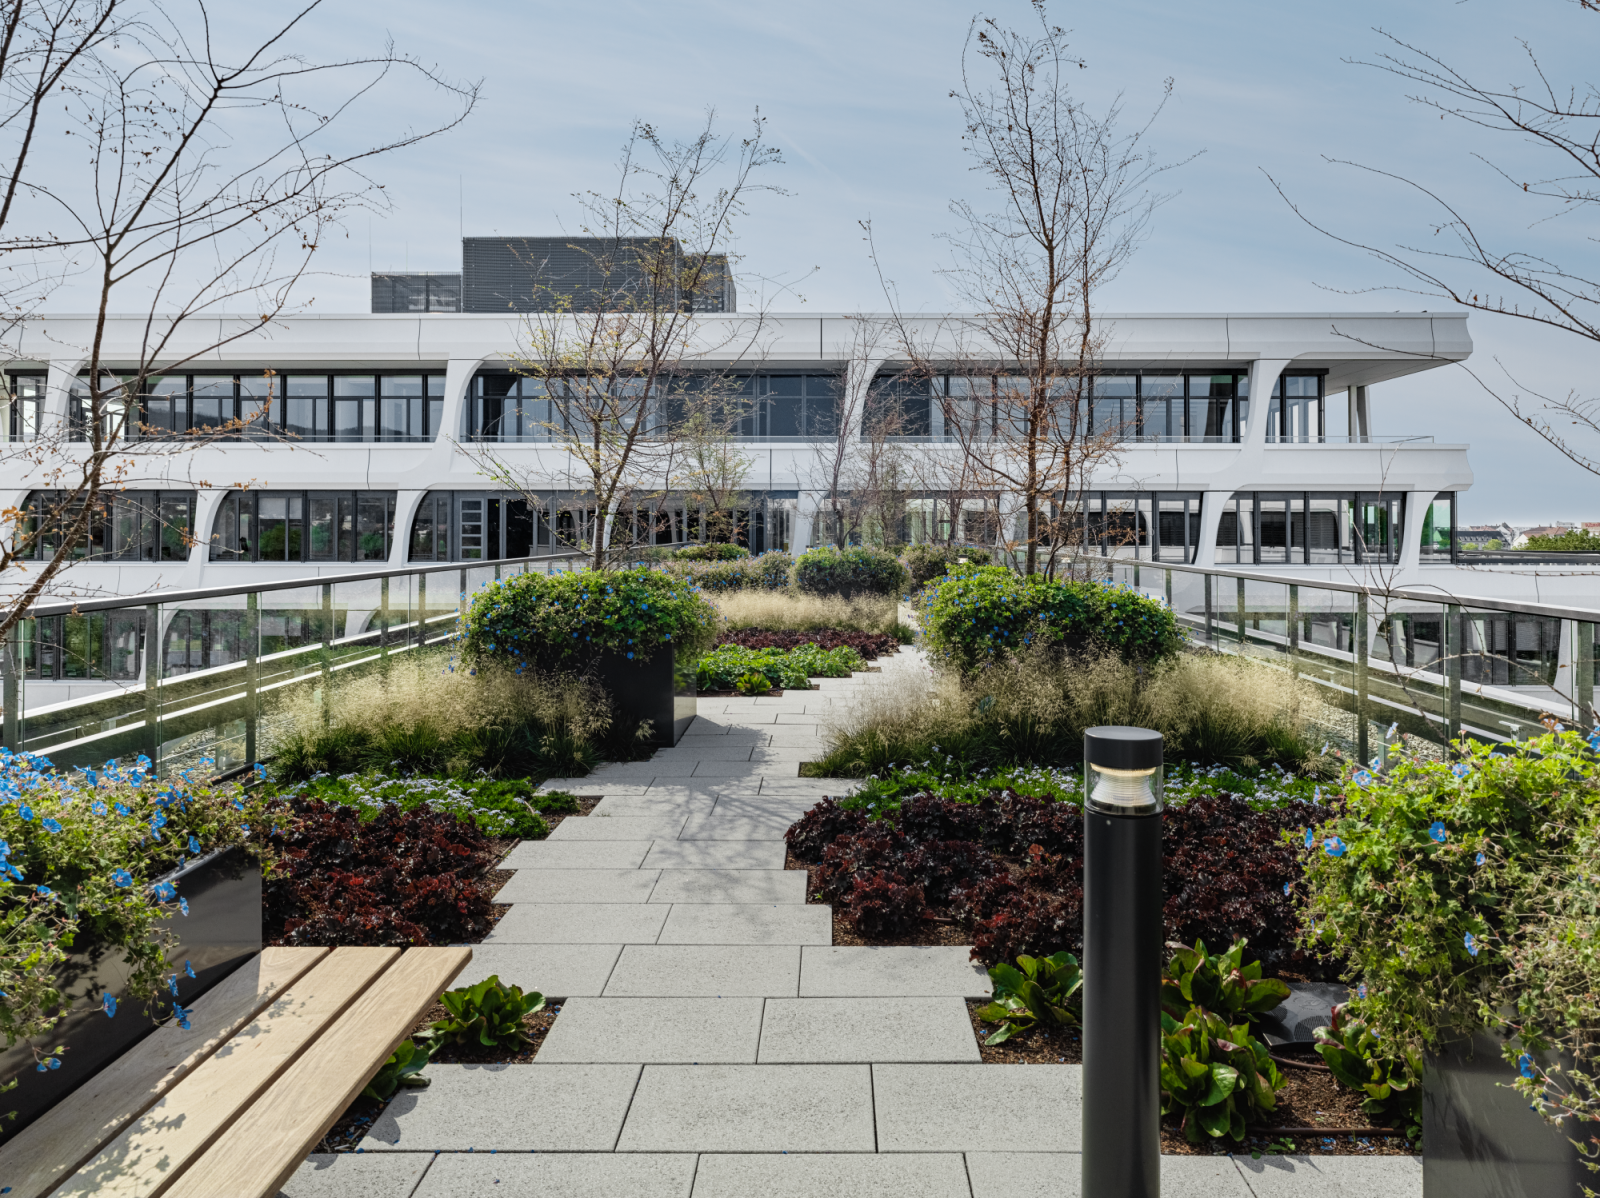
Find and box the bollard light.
[1082,725,1164,1198]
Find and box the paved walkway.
[279,651,1422,1197]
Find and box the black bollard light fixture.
[1081,725,1164,1198]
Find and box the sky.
[66,0,1600,523]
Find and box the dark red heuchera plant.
[785,797,868,863]
[714,629,900,660]
[844,873,927,936]
[264,797,497,947]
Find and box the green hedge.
[903,543,992,587]
[674,542,750,562]
[668,551,792,592]
[697,643,865,691]
[461,566,719,671]
[919,564,1183,671]
[794,545,908,597]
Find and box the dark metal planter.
[588,646,697,747]
[1424,1030,1587,1198]
[0,844,262,1140]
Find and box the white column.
[794,491,820,552]
[1193,490,1224,568]
[388,490,426,564]
[186,489,227,587]
[1242,359,1290,447]
[43,357,86,442]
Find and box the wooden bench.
[0,944,470,1198]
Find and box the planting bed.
[715,628,902,660]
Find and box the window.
[3,374,43,441]
[209,491,395,562]
[21,611,144,681]
[334,376,372,441]
[19,490,193,561]
[1419,492,1454,560]
[1141,376,1183,438]
[1217,491,1404,565]
[1266,374,1326,443]
[1091,376,1136,438]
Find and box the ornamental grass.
[710,590,900,634]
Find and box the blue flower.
[1520,1053,1536,1080]
[151,882,176,902]
[35,885,51,898]
[1323,837,1347,857]
[36,1056,60,1072]
[188,835,201,854]
[172,1001,192,1031]
[1451,762,1472,781]
[115,803,131,817]
[185,959,195,978]
[111,869,133,888]
[1464,932,1480,957]
[1303,828,1313,848]
[17,806,32,822]
[179,897,190,916]
[168,975,180,996]
[1351,769,1375,789]
[92,801,107,816]
[1429,821,1448,843]
[1283,882,1292,896]
[1476,851,1486,866]
[41,818,62,834]
[103,993,118,1018]
[1357,983,1369,1000]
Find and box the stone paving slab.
[676,811,799,840]
[279,1153,431,1198]
[547,816,688,841]
[603,945,801,997]
[616,1064,875,1153]
[642,840,787,870]
[492,869,660,905]
[591,795,717,818]
[450,943,622,997]
[1233,1154,1423,1198]
[657,745,755,762]
[485,903,669,944]
[800,946,992,997]
[874,1063,1081,1152]
[689,761,768,778]
[414,1153,696,1198]
[536,997,764,1063]
[657,903,832,945]
[965,1152,1256,1198]
[502,840,654,870]
[364,1064,641,1152]
[691,1153,969,1198]
[647,869,807,905]
[758,997,980,1063]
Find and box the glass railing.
[0,552,592,776]
[1106,560,1598,763]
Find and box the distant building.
[1513,525,1573,547]
[1456,523,1515,550]
[371,238,735,315]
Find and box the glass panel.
[356,494,388,561]
[159,494,191,561]
[308,493,336,560]
[1092,375,1135,439]
[767,375,802,437]
[1142,376,1182,438]
[338,495,356,560]
[1420,492,1453,559]
[409,494,438,560]
[1214,494,1253,565]
[287,376,328,440]
[804,375,839,438]
[382,375,421,440]
[1191,375,1234,441]
[143,376,186,435]
[191,376,234,432]
[239,373,274,438]
[335,377,373,443]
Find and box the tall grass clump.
[263,651,618,783]
[711,590,902,635]
[812,650,1331,777]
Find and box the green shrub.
[1314,1004,1423,1139]
[735,671,771,695]
[273,773,550,838]
[712,590,896,632]
[976,952,1082,1045]
[1161,938,1290,1024]
[462,566,719,672]
[1519,528,1600,553]
[667,550,793,592]
[420,975,546,1050]
[675,542,749,562]
[697,643,865,692]
[1161,1005,1283,1142]
[920,565,1182,672]
[903,543,992,587]
[1300,729,1600,1124]
[361,1039,432,1101]
[794,545,909,597]
[534,789,581,814]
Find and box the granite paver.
[656,903,832,945]
[278,1153,432,1198]
[364,1064,641,1152]
[536,997,764,1063]
[590,794,716,818]
[616,1064,875,1153]
[603,945,801,997]
[874,1063,1081,1152]
[966,1153,1257,1198]
[484,903,668,944]
[690,1153,970,1197]
[501,840,654,870]
[492,868,660,904]
[758,997,980,1063]
[547,816,688,841]
[647,869,807,905]
[800,945,993,997]
[449,943,622,997]
[642,841,787,870]
[413,1154,696,1198]
[1233,1154,1424,1198]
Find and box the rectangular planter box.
[589,646,697,747]
[1424,1030,1586,1197]
[0,844,262,1140]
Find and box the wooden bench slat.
[166,946,471,1198]
[53,946,402,1198]
[0,947,329,1198]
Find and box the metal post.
[143,604,160,767]
[320,582,333,727]
[1236,577,1247,646]
[1164,569,1172,608]
[1082,726,1164,1198]
[416,571,427,649]
[1,628,19,751]
[379,575,391,672]
[1355,592,1370,765]
[1571,619,1595,727]
[1288,584,1300,680]
[1445,603,1463,747]
[244,592,259,765]
[1204,574,1214,643]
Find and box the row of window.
[12,487,1454,566]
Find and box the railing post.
[143,603,160,767]
[1,627,19,751]
[1355,591,1370,765]
[417,571,427,649]
[1164,569,1172,608]
[320,582,333,727]
[1288,584,1300,681]
[244,591,259,765]
[379,575,391,674]
[1573,619,1595,731]
[1203,574,1214,643]
[1445,603,1463,747]
[1236,577,1247,646]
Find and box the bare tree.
[470,112,783,571]
[804,312,890,549]
[0,0,478,639]
[878,2,1192,575]
[1268,13,1600,476]
[672,378,755,544]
